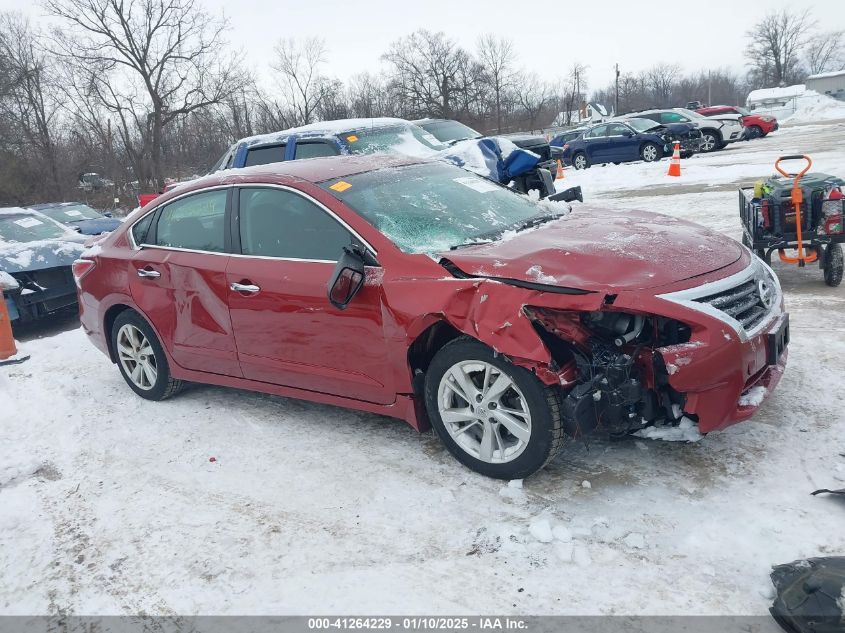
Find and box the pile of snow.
[634,417,703,442]
[783,90,845,123]
[748,85,845,123]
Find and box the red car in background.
[697,105,778,139]
[73,155,788,479]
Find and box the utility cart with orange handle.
[739,154,844,287]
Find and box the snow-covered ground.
[2,118,845,618]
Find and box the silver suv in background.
[620,108,745,152]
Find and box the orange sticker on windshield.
[346,135,359,143]
[330,181,352,192]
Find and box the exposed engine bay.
[528,307,692,439]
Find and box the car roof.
[239,118,411,148]
[28,201,86,210]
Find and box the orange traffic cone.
[0,291,28,366]
[667,141,681,177]
[555,159,565,181]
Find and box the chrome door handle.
[136,268,161,278]
[230,282,260,294]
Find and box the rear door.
[225,185,394,404]
[129,187,242,377]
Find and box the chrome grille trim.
[656,258,782,343]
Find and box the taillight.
[72,259,96,288]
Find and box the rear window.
[245,144,287,167]
[0,213,67,243]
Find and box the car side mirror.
[623,130,634,137]
[328,247,365,310]
[103,211,113,218]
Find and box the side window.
[586,125,608,138]
[244,144,287,167]
[294,142,339,159]
[238,187,354,261]
[132,212,154,245]
[660,112,685,123]
[606,124,630,136]
[155,190,227,252]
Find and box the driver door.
[225,185,394,404]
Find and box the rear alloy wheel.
[111,310,184,400]
[572,152,589,170]
[425,337,564,479]
[700,131,721,152]
[824,243,843,287]
[641,142,661,162]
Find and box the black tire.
[700,130,722,153]
[111,309,184,400]
[746,125,763,139]
[824,243,843,287]
[572,152,589,170]
[680,151,693,159]
[640,142,662,162]
[424,336,565,479]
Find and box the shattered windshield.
[0,213,67,242]
[342,124,449,157]
[321,163,551,254]
[38,204,103,223]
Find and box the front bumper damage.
[423,257,788,438]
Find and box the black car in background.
[0,207,85,323]
[29,202,121,235]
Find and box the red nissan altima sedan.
[73,154,788,479]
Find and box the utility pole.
[707,70,712,107]
[575,69,580,123]
[615,63,620,115]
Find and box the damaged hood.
[440,206,745,292]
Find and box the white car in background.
[622,108,745,152]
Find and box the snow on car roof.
[239,117,410,147]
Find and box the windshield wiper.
[510,212,566,233]
[449,239,494,250]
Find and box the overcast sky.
[2,0,842,93]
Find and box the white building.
[806,71,845,101]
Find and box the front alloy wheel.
[573,153,588,170]
[424,337,565,479]
[641,143,660,162]
[437,360,532,464]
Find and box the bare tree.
[45,0,246,189]
[806,31,845,75]
[383,30,476,118]
[745,9,814,86]
[0,13,62,197]
[647,63,681,107]
[514,73,550,132]
[272,37,328,126]
[477,34,515,133]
